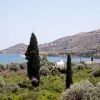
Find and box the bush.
[71,63,86,71]
[89,66,100,77]
[6,83,20,93]
[40,66,50,76]
[18,80,32,89]
[51,68,60,76]
[9,63,20,71]
[19,62,27,70]
[96,82,100,99]
[76,63,85,70]
[0,77,5,92]
[0,64,6,71]
[40,54,48,66]
[37,90,59,100]
[90,68,100,77]
[60,80,99,100]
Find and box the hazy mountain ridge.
[0,43,27,54]
[0,29,100,55]
[39,29,100,53]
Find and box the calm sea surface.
[0,54,100,64]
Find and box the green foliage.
[96,82,100,98]
[18,79,33,89]
[40,75,65,92]
[0,61,99,99]
[66,54,73,89]
[36,90,59,100]
[19,62,27,70]
[89,65,100,77]
[73,67,89,83]
[0,77,5,92]
[0,74,65,100]
[51,68,60,76]
[6,83,20,93]
[40,66,51,76]
[90,68,100,77]
[61,80,99,100]
[25,33,40,87]
[0,63,6,71]
[76,63,85,70]
[40,54,48,66]
[9,63,20,71]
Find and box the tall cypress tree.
[66,53,73,89]
[25,33,40,87]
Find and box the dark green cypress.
[25,33,40,87]
[66,53,73,89]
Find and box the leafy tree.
[25,33,40,87]
[66,54,73,89]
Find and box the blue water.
[0,54,100,64]
[48,56,100,63]
[0,54,26,64]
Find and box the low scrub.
[18,80,32,89]
[0,77,5,92]
[6,83,20,93]
[89,65,100,77]
[8,63,20,72]
[19,62,27,70]
[73,63,86,70]
[61,80,100,100]
[0,64,6,71]
[40,66,51,76]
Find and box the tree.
[66,53,73,89]
[25,33,40,87]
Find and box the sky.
[0,0,100,49]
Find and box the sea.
[0,54,100,64]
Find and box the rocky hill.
[0,29,100,55]
[39,29,100,54]
[0,43,27,54]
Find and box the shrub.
[0,93,3,100]
[40,75,64,93]
[60,80,99,100]
[51,68,60,76]
[89,65,100,77]
[6,83,20,93]
[50,79,64,93]
[18,80,32,89]
[6,64,10,69]
[0,64,6,71]
[37,90,59,100]
[0,77,5,92]
[40,54,48,66]
[19,62,27,70]
[9,63,20,71]
[60,74,65,80]
[40,60,54,72]
[77,63,85,70]
[96,82,100,99]
[75,63,85,70]
[40,66,50,76]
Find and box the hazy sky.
[0,0,100,49]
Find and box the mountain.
[39,29,100,55]
[0,43,27,54]
[0,29,100,55]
